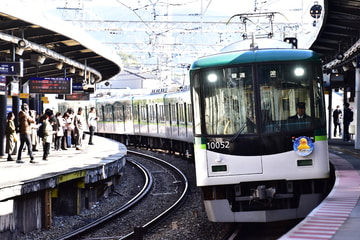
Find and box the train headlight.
[293,136,314,156]
[207,73,218,83]
[294,67,305,77]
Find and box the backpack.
[37,123,44,138]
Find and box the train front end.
[189,48,330,222]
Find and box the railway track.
[54,149,189,240]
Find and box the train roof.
[190,48,321,70]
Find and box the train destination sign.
[0,62,23,76]
[29,77,72,94]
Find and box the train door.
[158,103,166,136]
[170,102,179,137]
[104,104,114,133]
[146,103,159,135]
[155,104,159,134]
[186,102,193,139]
[113,102,123,134]
[124,98,134,135]
[133,102,140,134]
[96,102,104,133]
[178,102,186,139]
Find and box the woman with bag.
[6,112,16,161]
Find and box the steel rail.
[120,150,189,240]
[55,159,153,240]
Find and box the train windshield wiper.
[230,122,247,142]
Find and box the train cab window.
[191,61,325,136]
[193,66,256,136]
[258,62,326,133]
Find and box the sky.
[27,0,325,84]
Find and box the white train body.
[189,47,330,222]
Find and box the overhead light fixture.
[78,70,84,76]
[15,47,24,56]
[37,55,46,64]
[352,61,357,68]
[16,39,28,56]
[17,39,28,48]
[342,65,350,72]
[69,67,76,74]
[56,62,63,70]
[336,53,344,60]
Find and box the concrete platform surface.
[0,135,126,200]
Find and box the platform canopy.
[310,0,360,71]
[0,2,122,84]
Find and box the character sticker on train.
[293,136,314,156]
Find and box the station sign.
[0,62,23,77]
[72,83,84,92]
[29,77,72,94]
[65,92,90,101]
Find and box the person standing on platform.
[333,105,342,137]
[74,107,85,150]
[87,107,98,145]
[17,103,36,163]
[42,109,54,161]
[30,110,40,152]
[5,112,16,161]
[343,102,353,142]
[54,112,64,151]
[61,112,70,150]
[65,108,75,148]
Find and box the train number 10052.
[206,141,230,150]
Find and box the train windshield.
[191,61,326,136]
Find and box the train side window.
[179,103,185,123]
[113,102,123,122]
[158,104,165,123]
[140,105,147,122]
[104,104,113,122]
[125,105,132,121]
[187,103,193,124]
[133,104,139,122]
[171,103,177,124]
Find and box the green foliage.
[118,52,141,67]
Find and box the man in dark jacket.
[288,102,309,120]
[333,105,342,137]
[17,103,36,163]
[343,102,353,141]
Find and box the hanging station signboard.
[28,77,72,94]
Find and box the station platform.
[0,135,127,238]
[280,139,360,240]
[0,135,127,200]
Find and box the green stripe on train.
[315,135,327,141]
[194,137,207,149]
